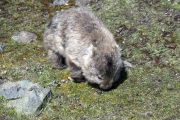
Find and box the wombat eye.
[98,75,102,80]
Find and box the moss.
[0,0,180,119]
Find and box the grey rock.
[0,80,3,85]
[94,90,102,96]
[0,78,4,85]
[0,77,7,85]
[52,0,98,6]
[75,0,100,6]
[0,80,51,114]
[53,0,70,6]
[11,31,37,43]
[0,44,5,53]
[68,77,74,82]
[0,84,25,100]
[47,80,61,87]
[75,0,91,6]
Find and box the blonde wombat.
[43,7,124,90]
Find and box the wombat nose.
[100,83,112,90]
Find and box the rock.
[52,0,70,6]
[11,31,37,43]
[51,0,99,6]
[75,0,100,6]
[94,90,102,96]
[75,0,91,6]
[68,77,74,82]
[0,80,3,85]
[0,44,5,53]
[0,78,4,85]
[0,80,51,114]
[47,80,61,87]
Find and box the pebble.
[0,44,5,53]
[11,31,37,43]
[94,90,102,95]
[68,77,74,82]
[2,70,7,75]
[47,81,61,87]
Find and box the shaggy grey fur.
[44,7,124,90]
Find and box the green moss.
[0,0,180,119]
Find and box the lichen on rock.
[0,80,51,114]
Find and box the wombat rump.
[43,7,124,90]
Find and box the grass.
[0,0,180,119]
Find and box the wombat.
[43,7,124,90]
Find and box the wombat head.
[82,22,123,90]
[92,51,123,90]
[83,39,123,90]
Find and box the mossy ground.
[0,0,180,119]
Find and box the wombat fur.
[43,7,124,90]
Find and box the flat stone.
[11,31,37,43]
[52,0,97,6]
[52,0,70,6]
[0,80,51,114]
[75,0,91,6]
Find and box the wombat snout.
[100,82,113,90]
